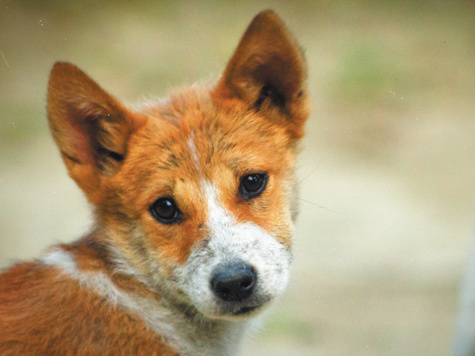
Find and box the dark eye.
[239,173,268,200]
[150,197,182,225]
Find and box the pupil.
[245,175,261,192]
[158,199,175,218]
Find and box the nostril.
[240,276,254,291]
[210,261,257,302]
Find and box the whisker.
[297,165,318,184]
[0,51,10,69]
[298,198,336,213]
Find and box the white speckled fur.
[187,133,202,172]
[177,180,292,319]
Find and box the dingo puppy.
[0,10,309,355]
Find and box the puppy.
[0,10,309,355]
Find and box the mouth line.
[232,305,260,316]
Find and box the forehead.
[131,88,292,182]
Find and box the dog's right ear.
[47,62,145,204]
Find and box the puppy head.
[47,10,309,320]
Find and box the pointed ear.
[47,62,144,204]
[214,10,309,139]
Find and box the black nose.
[210,261,257,302]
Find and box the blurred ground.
[1,1,474,355]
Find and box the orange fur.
[0,262,175,355]
[0,10,308,355]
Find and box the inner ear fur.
[47,62,144,203]
[214,10,310,139]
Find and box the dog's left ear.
[214,10,309,140]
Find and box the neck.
[58,233,255,356]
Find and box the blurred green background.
[1,1,474,354]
